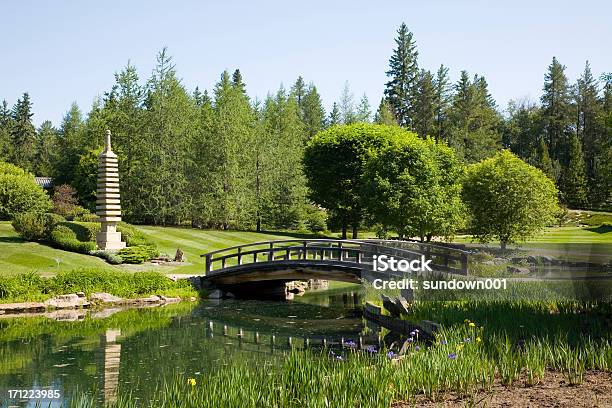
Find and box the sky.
[1,0,611,126]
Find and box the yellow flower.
[469,322,476,327]
[476,337,482,343]
[187,378,196,386]
[457,343,465,350]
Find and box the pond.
[0,284,375,407]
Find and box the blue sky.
[1,0,610,126]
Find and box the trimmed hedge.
[49,225,96,254]
[117,245,159,264]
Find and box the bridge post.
[302,241,308,260]
[237,247,242,265]
[461,253,468,275]
[268,243,274,261]
[205,254,212,274]
[338,243,344,261]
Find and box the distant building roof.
[35,177,53,189]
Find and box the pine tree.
[536,137,555,180]
[374,99,396,125]
[575,61,602,187]
[384,22,419,128]
[10,93,37,171]
[328,103,341,126]
[355,94,371,123]
[433,64,451,140]
[563,134,588,207]
[412,69,436,137]
[291,76,307,111]
[541,57,573,163]
[54,102,84,185]
[34,120,58,176]
[0,100,12,160]
[339,81,356,124]
[231,69,247,95]
[301,84,325,139]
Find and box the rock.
[189,296,197,302]
[44,294,89,309]
[208,289,223,299]
[0,302,46,313]
[76,291,86,298]
[397,297,411,314]
[174,248,185,262]
[90,292,123,304]
[507,265,531,275]
[135,295,161,303]
[493,258,507,265]
[158,295,181,304]
[225,292,235,299]
[400,288,414,301]
[482,260,495,265]
[45,309,87,321]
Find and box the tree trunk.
[256,214,261,232]
[352,224,358,239]
[341,224,347,240]
[501,240,507,251]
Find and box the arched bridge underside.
[201,239,469,287]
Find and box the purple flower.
[410,330,416,337]
[414,329,419,334]
[407,337,414,343]
[440,340,448,345]
[448,353,457,359]
[365,346,377,353]
[386,351,395,359]
[345,340,357,348]
[335,355,344,361]
[415,346,421,351]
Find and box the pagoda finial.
[104,129,112,152]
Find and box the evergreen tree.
[328,102,341,126]
[536,137,555,180]
[447,72,501,162]
[575,61,602,188]
[541,57,573,163]
[301,84,325,139]
[0,100,12,160]
[291,76,307,111]
[34,120,58,176]
[10,93,37,171]
[54,102,84,185]
[384,22,419,128]
[339,81,356,124]
[374,99,396,125]
[563,134,588,207]
[412,69,436,137]
[503,99,543,161]
[355,94,371,123]
[232,69,247,95]
[433,64,451,140]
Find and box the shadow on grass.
[0,236,26,243]
[586,224,612,234]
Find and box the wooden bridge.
[201,239,469,286]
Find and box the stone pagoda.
[96,130,126,251]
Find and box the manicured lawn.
[454,226,612,261]
[0,222,118,276]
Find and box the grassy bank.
[0,269,198,303]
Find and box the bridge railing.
[201,239,469,276]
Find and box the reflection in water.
[0,285,370,405]
[101,329,121,405]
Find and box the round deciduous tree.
[462,150,559,250]
[303,123,406,238]
[0,162,52,219]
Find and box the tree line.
[0,23,610,232]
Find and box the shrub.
[60,221,100,242]
[118,245,158,264]
[50,225,96,254]
[89,250,123,265]
[12,212,65,240]
[0,162,52,220]
[73,212,99,222]
[52,184,80,218]
[303,204,328,233]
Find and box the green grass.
[0,222,118,276]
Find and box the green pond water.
[0,285,372,407]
